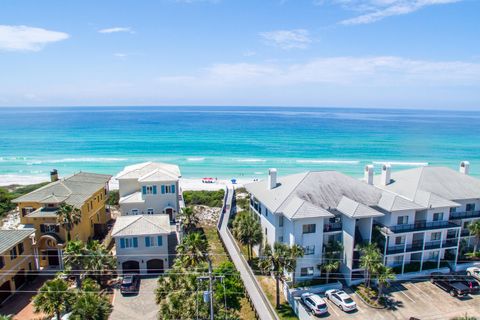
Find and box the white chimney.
[364,165,374,185]
[268,168,278,190]
[381,163,392,185]
[460,161,470,175]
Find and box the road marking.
[396,287,416,303]
[325,299,340,317]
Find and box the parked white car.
[325,289,357,312]
[301,292,328,315]
[466,267,480,281]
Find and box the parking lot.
[299,280,480,320]
[110,277,158,320]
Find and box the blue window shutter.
[133,237,138,248]
[142,186,147,195]
[157,236,163,246]
[161,185,165,194]
[171,185,175,194]
[153,185,157,194]
[145,237,150,247]
[120,238,125,249]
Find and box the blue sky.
[0,0,479,108]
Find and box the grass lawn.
[257,276,297,320]
[201,224,256,319]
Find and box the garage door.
[13,270,26,290]
[146,259,164,274]
[0,281,11,305]
[122,260,140,274]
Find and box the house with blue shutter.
[112,214,172,274]
[115,162,182,222]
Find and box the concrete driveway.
[298,281,480,320]
[110,277,158,320]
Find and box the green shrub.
[107,190,119,206]
[183,190,225,207]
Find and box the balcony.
[424,240,442,250]
[449,210,480,220]
[443,238,459,248]
[385,220,459,234]
[323,222,342,233]
[460,229,471,237]
[405,240,424,253]
[386,244,405,255]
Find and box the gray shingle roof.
[282,197,334,220]
[336,196,384,218]
[13,172,111,208]
[0,229,35,254]
[374,166,480,205]
[246,171,386,219]
[112,215,171,237]
[377,191,426,212]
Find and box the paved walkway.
[218,186,279,320]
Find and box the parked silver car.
[325,289,357,312]
[301,292,328,315]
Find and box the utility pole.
[208,256,215,320]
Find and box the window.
[0,257,4,269]
[278,236,284,242]
[433,212,443,221]
[393,255,403,265]
[466,203,476,212]
[161,185,176,194]
[40,224,60,233]
[18,243,24,255]
[397,216,409,225]
[428,251,439,260]
[10,247,17,260]
[120,237,138,249]
[265,208,269,217]
[300,267,314,277]
[278,216,284,227]
[304,245,315,255]
[395,236,405,245]
[431,232,441,241]
[131,209,139,215]
[449,207,456,213]
[302,224,316,234]
[143,185,157,195]
[147,208,154,215]
[21,207,34,217]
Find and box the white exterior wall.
[119,179,139,198]
[291,217,325,279]
[114,234,169,274]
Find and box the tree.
[0,315,13,320]
[214,261,245,310]
[287,244,304,286]
[33,278,75,320]
[178,206,199,233]
[321,241,343,284]
[70,279,112,320]
[232,212,263,261]
[57,203,82,242]
[63,240,85,287]
[175,232,209,268]
[468,220,480,253]
[375,265,395,302]
[359,243,382,288]
[258,242,304,309]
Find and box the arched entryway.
[38,234,63,268]
[122,260,140,274]
[164,208,174,222]
[146,259,164,274]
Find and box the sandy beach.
[0,174,251,191]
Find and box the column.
[33,247,40,270]
[58,248,63,270]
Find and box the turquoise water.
[1,106,480,182]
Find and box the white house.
[112,215,173,275]
[115,162,182,222]
[245,162,480,285]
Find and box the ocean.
[1,106,480,184]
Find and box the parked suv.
[466,267,480,281]
[301,292,328,316]
[120,274,140,294]
[452,272,480,294]
[325,289,357,312]
[430,272,469,297]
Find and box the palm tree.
[468,220,480,253]
[175,232,209,268]
[70,279,112,320]
[375,265,396,302]
[359,243,382,288]
[0,315,13,320]
[33,278,75,320]
[178,206,199,233]
[258,242,304,309]
[63,240,86,287]
[322,259,340,284]
[84,241,116,285]
[232,212,263,261]
[287,244,304,286]
[57,203,82,242]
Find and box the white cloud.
[114,53,128,58]
[0,25,69,52]
[259,29,311,49]
[98,27,134,34]
[316,0,462,25]
[156,56,480,87]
